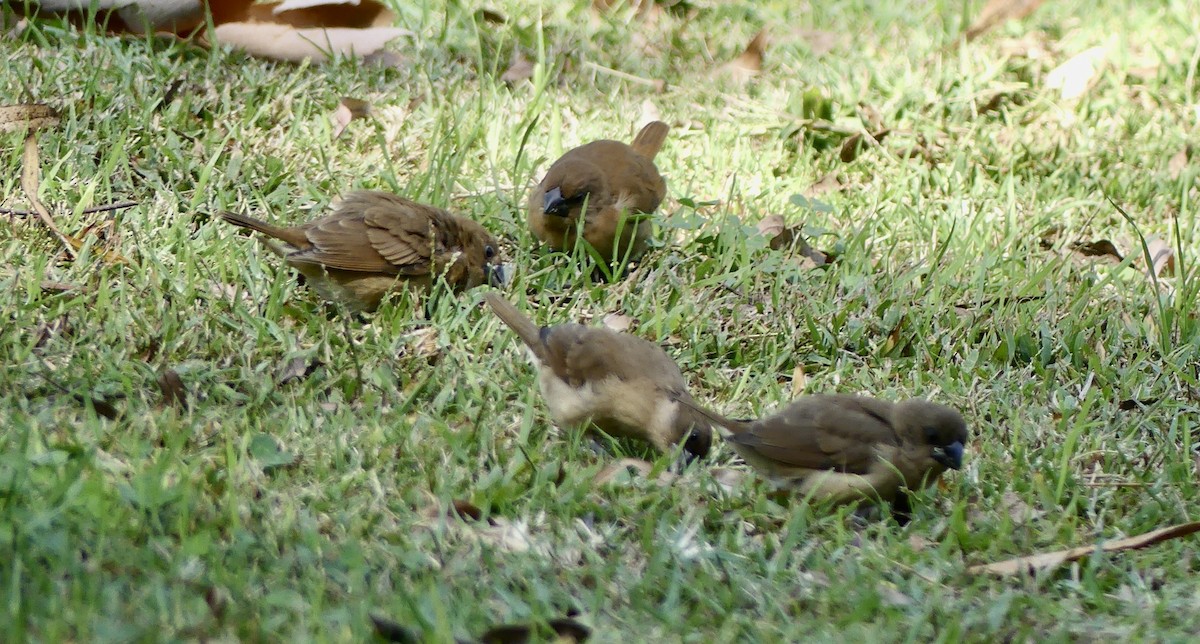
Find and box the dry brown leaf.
[245,0,393,28]
[789,364,807,398]
[211,21,410,62]
[1069,239,1123,261]
[448,499,488,522]
[4,103,129,264]
[400,327,441,364]
[478,615,591,644]
[0,103,60,133]
[1145,237,1175,278]
[277,356,323,385]
[1168,146,1190,179]
[157,368,188,409]
[501,51,536,86]
[839,128,891,163]
[368,613,422,643]
[756,215,828,266]
[718,29,768,85]
[1045,46,1107,101]
[331,97,370,139]
[593,458,677,486]
[807,172,844,197]
[602,312,633,333]
[476,8,507,24]
[964,0,1047,41]
[968,521,1200,576]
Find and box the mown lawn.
[3,0,1199,641]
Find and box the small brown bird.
[680,394,967,519]
[484,292,711,462]
[220,191,503,311]
[528,121,669,265]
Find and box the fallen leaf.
[964,0,1047,41]
[967,521,1200,576]
[400,327,441,364]
[449,499,489,522]
[718,29,768,85]
[331,97,370,139]
[362,49,405,69]
[277,356,323,385]
[789,364,807,397]
[1145,237,1175,279]
[1069,239,1123,261]
[1168,146,1190,179]
[246,0,393,28]
[756,214,829,267]
[1045,46,1107,101]
[248,433,298,471]
[999,491,1044,524]
[78,393,121,420]
[157,368,188,409]
[602,313,633,333]
[479,616,591,644]
[476,8,507,24]
[806,172,843,197]
[593,458,677,486]
[501,51,535,86]
[839,127,891,162]
[211,21,410,63]
[368,613,421,643]
[0,103,60,133]
[204,586,229,621]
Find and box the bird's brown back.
[731,395,902,474]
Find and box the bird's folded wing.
[287,213,397,273]
[362,205,444,274]
[732,404,893,474]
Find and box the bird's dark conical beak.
[932,441,964,470]
[542,186,569,217]
[486,263,506,287]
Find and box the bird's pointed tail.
[484,292,545,355]
[630,120,670,160]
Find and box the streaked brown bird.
[528,121,669,265]
[219,191,503,311]
[484,292,711,462]
[680,394,968,520]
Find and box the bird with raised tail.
[219,191,503,312]
[484,292,712,462]
[528,121,669,267]
[679,394,968,521]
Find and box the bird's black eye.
[924,426,940,442]
[484,245,496,260]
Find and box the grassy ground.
[3,0,1200,641]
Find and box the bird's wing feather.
[731,396,898,473]
[287,212,396,273]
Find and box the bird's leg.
[889,491,914,527]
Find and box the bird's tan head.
[539,161,609,220]
[892,399,969,472]
[443,218,504,290]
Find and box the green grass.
[3,0,1200,640]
